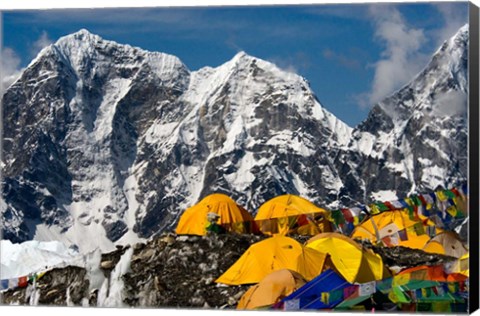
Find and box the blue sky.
[0,2,470,126]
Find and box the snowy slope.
[0,239,79,279]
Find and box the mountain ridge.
[1,26,468,253]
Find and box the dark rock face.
[358,240,457,269]
[0,266,90,306]
[122,234,263,308]
[1,26,468,250]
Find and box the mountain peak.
[229,50,257,66]
[458,23,469,35]
[233,50,249,59]
[55,28,102,47]
[373,23,468,122]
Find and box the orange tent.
[175,193,255,235]
[237,269,307,309]
[396,265,447,282]
[351,209,442,250]
[395,264,468,284]
[255,194,332,235]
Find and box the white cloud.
[1,31,53,93]
[1,48,23,92]
[433,90,468,117]
[365,5,429,106]
[268,52,311,75]
[31,31,53,57]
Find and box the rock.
[358,239,457,268]
[227,296,237,305]
[131,248,155,263]
[133,242,145,251]
[233,291,245,300]
[176,236,189,242]
[100,260,115,269]
[161,235,176,245]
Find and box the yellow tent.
[305,232,388,284]
[255,194,332,235]
[215,235,326,285]
[175,193,255,236]
[237,269,306,310]
[423,231,468,258]
[351,209,442,250]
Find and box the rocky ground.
[0,233,456,308]
[358,239,457,270]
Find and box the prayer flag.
[422,193,434,205]
[344,285,357,298]
[8,278,18,288]
[412,196,423,206]
[370,205,381,215]
[332,210,345,225]
[381,236,392,246]
[445,190,456,199]
[407,207,415,220]
[421,288,428,298]
[436,191,448,201]
[377,203,390,212]
[451,188,461,197]
[411,290,417,300]
[448,283,457,293]
[398,229,408,241]
[391,200,404,209]
[384,201,395,210]
[284,299,300,311]
[330,289,344,302]
[341,209,353,223]
[18,276,28,288]
[418,195,428,206]
[359,281,376,296]
[321,292,330,304]
[413,223,425,235]
[0,279,8,290]
[348,207,365,216]
[446,206,458,217]
[426,225,436,238]
[353,216,360,225]
[437,286,445,296]
[389,234,399,245]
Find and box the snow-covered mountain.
[335,24,468,205]
[1,26,468,253]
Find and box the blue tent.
[280,269,351,309]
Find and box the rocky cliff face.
[1,26,468,253]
